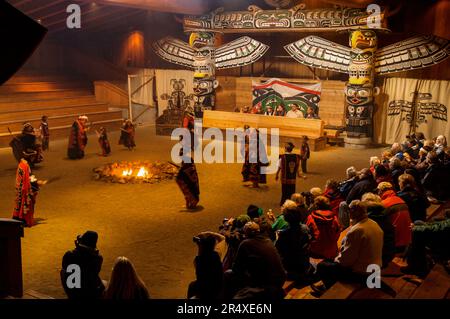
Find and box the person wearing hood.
[219,214,251,271]
[61,231,105,299]
[306,196,341,259]
[361,193,396,268]
[378,182,412,252]
[322,179,344,216]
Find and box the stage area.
[0,125,385,298]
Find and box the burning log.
[93,160,178,184]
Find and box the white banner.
[382,77,449,144]
[155,69,195,117]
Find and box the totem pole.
[285,29,449,147]
[346,30,379,138]
[189,31,218,117]
[153,31,268,117]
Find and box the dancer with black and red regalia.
[119,119,136,150]
[175,138,200,209]
[67,115,89,159]
[96,126,111,156]
[12,158,46,227]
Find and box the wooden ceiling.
[6,0,145,35]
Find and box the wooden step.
[0,103,110,122]
[0,81,89,94]
[0,110,123,134]
[0,96,98,111]
[0,90,93,102]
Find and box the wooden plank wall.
[215,76,346,127]
[203,110,324,138]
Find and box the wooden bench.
[202,110,326,151]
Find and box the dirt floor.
[0,125,386,298]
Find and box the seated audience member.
[61,231,105,299]
[304,106,319,119]
[378,182,412,252]
[226,222,286,299]
[291,193,310,223]
[369,156,381,175]
[403,211,450,277]
[339,168,376,228]
[421,151,450,202]
[188,232,224,299]
[274,104,286,116]
[306,196,341,259]
[397,173,430,222]
[286,104,303,118]
[361,193,396,268]
[103,256,150,299]
[247,204,275,240]
[275,207,313,282]
[391,142,403,157]
[263,106,274,116]
[381,150,393,167]
[345,168,376,204]
[311,200,383,296]
[339,166,358,199]
[219,214,250,271]
[374,163,392,185]
[250,104,262,114]
[267,200,296,232]
[240,106,250,113]
[434,135,447,156]
[323,179,344,216]
[389,156,405,191]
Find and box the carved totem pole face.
[346,30,378,137]
[189,32,217,113]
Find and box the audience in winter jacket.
[346,168,377,204]
[306,196,341,259]
[378,182,412,251]
[311,200,383,296]
[275,207,312,281]
[226,222,286,299]
[397,173,430,222]
[361,193,396,268]
[323,179,344,216]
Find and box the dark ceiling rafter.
[49,5,136,33]
[44,3,110,28]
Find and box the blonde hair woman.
[103,257,150,299]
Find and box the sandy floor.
[0,125,385,298]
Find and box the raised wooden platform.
[202,110,326,151]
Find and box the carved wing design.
[419,102,448,122]
[375,35,450,75]
[215,36,269,69]
[152,37,195,68]
[284,36,351,74]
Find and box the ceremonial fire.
[93,161,178,184]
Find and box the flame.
[122,169,133,176]
[136,166,148,178]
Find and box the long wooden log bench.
[202,110,326,151]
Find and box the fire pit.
[93,161,178,184]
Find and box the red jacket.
[381,190,412,248]
[323,188,344,216]
[306,209,341,259]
